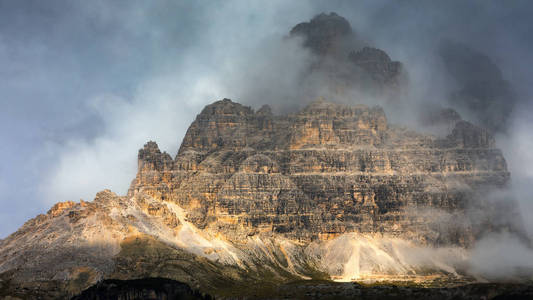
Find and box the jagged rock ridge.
[0,98,518,299]
[289,12,407,99]
[130,98,509,245]
[290,12,354,57]
[0,11,524,299]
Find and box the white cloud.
[41,72,224,204]
[39,1,315,204]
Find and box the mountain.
[72,278,209,300]
[439,40,517,133]
[135,98,509,246]
[290,12,355,57]
[0,12,527,299]
[288,12,407,101]
[0,98,520,299]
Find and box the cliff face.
[290,12,355,57]
[0,98,518,298]
[129,98,509,246]
[288,12,407,100]
[0,11,523,299]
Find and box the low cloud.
[468,232,533,280]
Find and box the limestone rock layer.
[0,98,517,299]
[129,98,509,246]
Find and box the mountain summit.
[0,12,527,299]
[289,12,407,100]
[0,98,518,298]
[290,12,354,57]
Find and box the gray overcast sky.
[1,0,533,237]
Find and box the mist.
[1,0,533,280]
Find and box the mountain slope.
[0,99,518,299]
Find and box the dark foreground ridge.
[72,278,211,300]
[73,278,533,300]
[269,281,533,300]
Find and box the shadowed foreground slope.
[72,278,209,300]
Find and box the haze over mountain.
[0,96,525,298]
[1,8,533,298]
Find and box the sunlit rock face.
[129,98,510,247]
[0,98,519,298]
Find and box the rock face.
[0,98,521,299]
[0,12,524,300]
[289,13,407,99]
[290,12,354,57]
[129,98,509,246]
[72,278,208,300]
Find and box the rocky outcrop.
[289,13,407,99]
[0,11,527,299]
[138,141,173,172]
[0,10,526,299]
[349,47,404,89]
[0,98,521,299]
[448,120,495,149]
[129,98,510,247]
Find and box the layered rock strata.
[0,98,517,299]
[129,98,509,247]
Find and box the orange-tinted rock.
[129,99,511,247]
[47,201,76,217]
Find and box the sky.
[1,0,533,238]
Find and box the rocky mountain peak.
[449,120,495,149]
[198,98,254,117]
[138,141,172,172]
[290,12,353,56]
[133,97,512,242]
[349,47,403,84]
[0,12,525,299]
[47,201,76,217]
[0,97,518,298]
[139,141,161,159]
